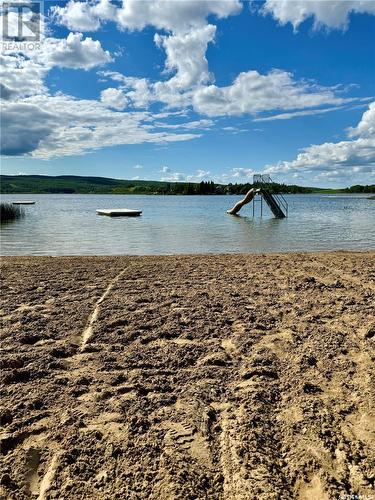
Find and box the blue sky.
[1,0,375,187]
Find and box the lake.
[1,194,374,255]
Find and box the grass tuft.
[0,203,25,223]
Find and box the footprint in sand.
[163,420,212,465]
[232,320,247,335]
[25,447,41,496]
[164,422,196,450]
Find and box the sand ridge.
[0,252,374,499]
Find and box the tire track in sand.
[29,269,129,498]
[80,269,128,350]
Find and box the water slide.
[261,189,287,218]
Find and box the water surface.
[1,194,374,255]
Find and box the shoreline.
[1,248,374,258]
[1,251,374,498]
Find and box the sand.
[0,252,374,499]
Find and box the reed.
[0,203,25,223]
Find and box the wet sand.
[0,252,374,499]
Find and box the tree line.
[1,175,374,195]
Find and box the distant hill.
[1,174,374,195]
[0,175,173,195]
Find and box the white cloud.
[196,169,211,178]
[103,65,355,118]
[158,165,188,181]
[348,101,375,138]
[154,24,216,90]
[211,167,256,184]
[98,70,127,83]
[0,4,111,71]
[160,166,171,173]
[3,0,373,170]
[52,0,242,34]
[153,119,213,130]
[101,87,128,110]
[160,172,186,182]
[192,69,351,117]
[264,102,375,178]
[222,126,249,134]
[40,32,112,69]
[119,76,152,108]
[1,102,57,155]
[133,164,143,169]
[117,0,242,33]
[231,167,256,178]
[51,0,105,31]
[0,54,47,99]
[262,0,375,31]
[92,7,365,120]
[1,96,201,159]
[253,105,347,122]
[0,32,112,101]
[0,24,205,160]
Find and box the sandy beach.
[0,252,374,499]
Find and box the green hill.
[1,174,374,195]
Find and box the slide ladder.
[253,174,288,218]
[262,189,287,218]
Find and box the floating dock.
[12,201,35,205]
[96,209,142,217]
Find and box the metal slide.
[253,174,288,218]
[261,189,287,218]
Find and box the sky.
[1,0,375,187]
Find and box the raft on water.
[96,209,142,217]
[12,201,35,205]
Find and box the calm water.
[1,194,374,255]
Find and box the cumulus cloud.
[211,167,256,184]
[0,26,206,160]
[157,165,189,181]
[262,0,375,31]
[117,76,152,108]
[230,167,256,178]
[99,24,217,110]
[154,24,216,90]
[41,32,112,69]
[160,171,186,182]
[51,0,112,31]
[196,169,211,178]
[103,65,355,118]
[89,3,365,120]
[2,0,373,168]
[1,103,56,155]
[264,102,375,178]
[101,87,128,110]
[1,31,112,101]
[1,96,201,159]
[0,54,47,99]
[52,0,242,33]
[192,69,349,117]
[348,102,375,138]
